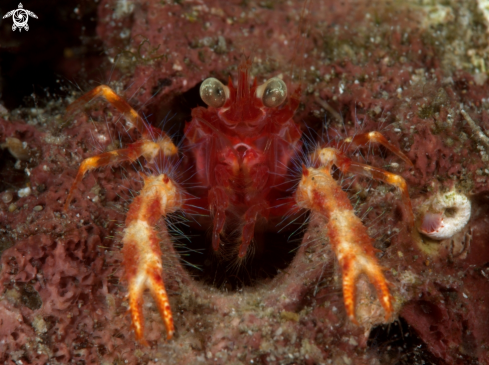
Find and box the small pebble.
[33,205,43,212]
[1,137,30,160]
[389,162,400,171]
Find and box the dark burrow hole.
[170,215,307,291]
[156,83,308,290]
[367,317,447,365]
[147,81,206,144]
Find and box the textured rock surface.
[1,0,489,364]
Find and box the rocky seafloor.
[1,0,489,364]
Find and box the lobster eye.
[256,77,287,108]
[200,78,228,108]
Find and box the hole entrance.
[367,317,446,364]
[444,207,457,218]
[170,214,307,291]
[147,82,206,145]
[0,149,29,191]
[159,84,307,291]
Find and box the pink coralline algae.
[1,1,489,364]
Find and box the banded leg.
[122,174,184,345]
[64,139,177,210]
[344,161,414,229]
[295,148,399,322]
[63,85,178,210]
[66,85,164,140]
[331,131,413,167]
[316,131,414,227]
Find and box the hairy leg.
[65,85,167,140]
[330,131,413,167]
[239,201,269,258]
[63,86,178,210]
[294,147,410,322]
[122,174,184,345]
[63,86,184,344]
[208,185,229,252]
[344,161,414,228]
[316,145,414,229]
[64,139,177,210]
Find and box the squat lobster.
[64,59,414,345]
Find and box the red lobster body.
[64,58,414,344]
[184,59,302,257]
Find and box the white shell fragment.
[18,187,32,198]
[418,190,471,240]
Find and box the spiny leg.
[64,139,176,210]
[239,201,269,258]
[345,161,414,229]
[315,133,414,228]
[332,131,413,168]
[122,174,184,345]
[65,85,165,140]
[296,148,399,322]
[65,85,177,164]
[315,144,414,229]
[208,186,229,252]
[64,140,176,211]
[63,85,178,210]
[238,164,270,259]
[208,164,235,252]
[238,164,270,258]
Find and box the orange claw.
[63,85,183,344]
[121,174,183,344]
[295,146,409,323]
[341,251,393,323]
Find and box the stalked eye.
[200,78,228,108]
[256,77,287,108]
